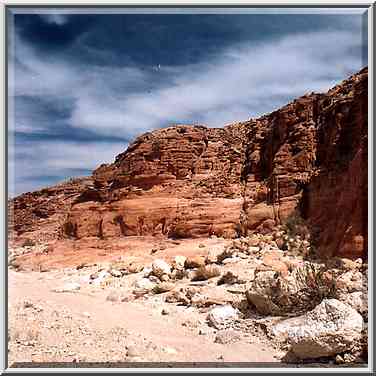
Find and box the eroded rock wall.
[10,68,368,259]
[301,67,368,259]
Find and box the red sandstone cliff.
[9,67,368,259]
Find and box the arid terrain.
[8,67,368,367]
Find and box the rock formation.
[9,67,368,259]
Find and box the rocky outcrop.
[64,93,323,242]
[9,68,368,259]
[8,177,93,243]
[65,125,247,239]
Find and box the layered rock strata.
[9,68,368,258]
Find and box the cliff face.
[301,68,368,259]
[66,125,247,239]
[9,68,368,259]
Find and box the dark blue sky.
[8,8,368,195]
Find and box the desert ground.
[8,233,368,367]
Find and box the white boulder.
[271,299,363,359]
[133,278,155,291]
[53,282,81,293]
[152,259,171,278]
[172,256,186,270]
[207,305,238,329]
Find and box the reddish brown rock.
[261,251,289,277]
[65,125,247,240]
[9,68,368,260]
[8,177,94,244]
[301,67,368,259]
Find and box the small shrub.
[260,262,338,315]
[217,247,234,263]
[217,271,242,285]
[293,263,338,310]
[280,212,313,257]
[282,212,309,238]
[191,265,221,281]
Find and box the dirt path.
[8,269,279,366]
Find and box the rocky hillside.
[9,67,368,260]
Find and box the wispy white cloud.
[39,14,69,26]
[8,140,127,195]
[11,28,364,137]
[9,16,366,195]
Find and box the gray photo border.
[1,1,375,373]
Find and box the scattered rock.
[76,262,91,270]
[336,257,361,271]
[205,247,224,264]
[246,271,282,315]
[142,266,153,277]
[148,275,160,283]
[198,327,211,335]
[336,270,363,293]
[109,269,122,278]
[153,282,175,294]
[127,263,144,274]
[90,272,99,280]
[214,329,241,344]
[108,261,128,274]
[207,305,238,329]
[217,248,235,263]
[133,278,156,296]
[338,291,367,317]
[160,274,170,282]
[171,269,187,280]
[222,257,240,264]
[89,270,110,286]
[162,346,178,355]
[121,294,135,303]
[22,300,35,309]
[343,353,357,363]
[172,256,186,270]
[165,290,190,305]
[181,318,200,328]
[53,282,81,293]
[152,259,171,278]
[248,246,260,254]
[261,251,289,276]
[126,345,140,358]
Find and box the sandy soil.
[8,237,281,367]
[13,236,231,271]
